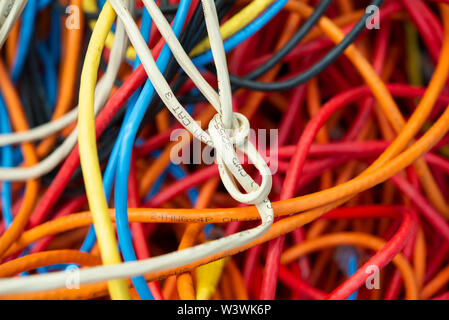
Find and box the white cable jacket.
[0,108,77,147]
[0,0,27,49]
[0,0,16,29]
[200,0,234,129]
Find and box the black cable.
[18,41,53,129]
[18,71,37,128]
[225,0,384,91]
[179,90,209,104]
[237,0,331,81]
[159,0,170,7]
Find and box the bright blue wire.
[347,254,358,300]
[0,95,13,228]
[113,0,190,300]
[49,8,61,65]
[203,223,215,237]
[11,0,37,83]
[335,246,359,300]
[12,148,23,167]
[98,0,107,9]
[74,126,127,266]
[192,0,288,67]
[128,7,152,108]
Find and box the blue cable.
[11,0,37,83]
[78,125,122,253]
[192,0,288,67]
[98,0,107,9]
[49,8,61,66]
[128,7,152,109]
[69,129,126,268]
[12,148,23,167]
[113,0,190,299]
[0,95,13,228]
[335,246,359,300]
[347,254,358,300]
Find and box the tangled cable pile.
[0,0,449,300]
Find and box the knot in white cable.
[208,112,272,205]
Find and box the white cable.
[0,15,129,181]
[0,0,27,49]
[0,105,77,147]
[0,0,274,295]
[200,0,234,129]
[0,0,16,29]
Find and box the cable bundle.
[0,0,449,301]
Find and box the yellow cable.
[82,0,98,12]
[78,1,131,300]
[195,242,229,300]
